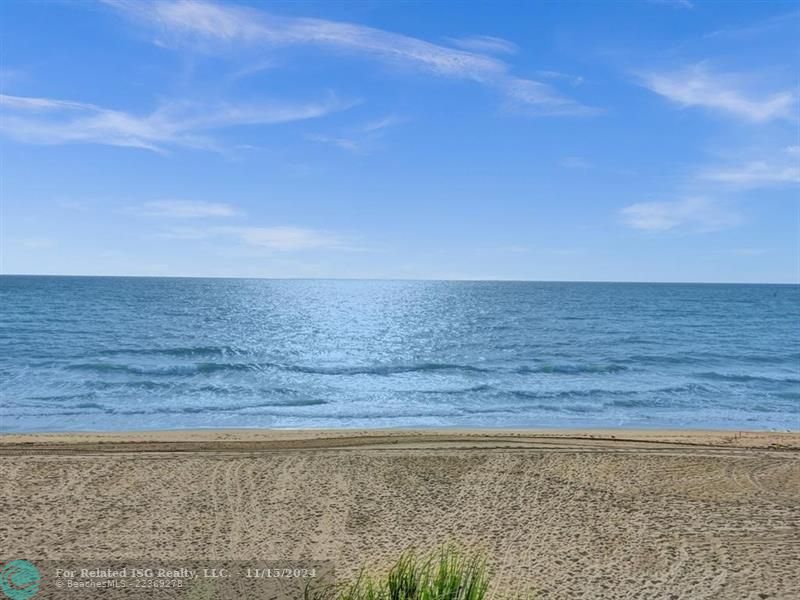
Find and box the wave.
[725,352,800,364]
[694,371,800,384]
[74,402,105,409]
[29,392,97,402]
[26,383,717,409]
[621,354,694,366]
[65,362,257,376]
[84,380,304,397]
[95,345,241,358]
[66,398,330,416]
[514,363,628,375]
[161,398,328,414]
[508,383,711,402]
[283,363,491,376]
[603,396,700,409]
[67,360,793,383]
[64,361,490,377]
[623,352,798,366]
[87,380,177,390]
[463,403,600,415]
[419,384,494,395]
[105,404,465,420]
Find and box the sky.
[1,0,798,283]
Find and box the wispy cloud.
[446,35,518,55]
[502,78,599,116]
[307,114,403,153]
[697,146,800,190]
[621,197,740,232]
[220,226,345,251]
[103,0,594,116]
[0,92,350,151]
[360,115,403,133]
[134,200,241,218]
[535,71,585,86]
[637,63,795,122]
[0,94,100,112]
[699,161,800,189]
[159,224,350,251]
[704,10,799,39]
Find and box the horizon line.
[1,272,798,286]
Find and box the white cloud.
[157,224,349,251]
[0,93,350,151]
[359,114,403,133]
[103,0,593,116]
[638,63,795,122]
[446,35,518,55]
[307,114,403,152]
[621,197,740,232]
[697,146,800,190]
[535,71,585,86]
[307,114,403,153]
[699,161,800,189]
[704,10,799,40]
[502,78,599,116]
[221,226,344,251]
[105,0,502,77]
[0,94,99,112]
[136,200,241,218]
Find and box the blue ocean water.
[1,276,798,432]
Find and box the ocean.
[1,276,797,432]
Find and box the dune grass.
[306,546,492,600]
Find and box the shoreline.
[2,427,799,451]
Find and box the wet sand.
[1,429,798,599]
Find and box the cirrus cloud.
[637,63,795,123]
[699,161,800,189]
[0,92,351,152]
[446,35,518,55]
[621,197,741,232]
[220,226,345,251]
[134,200,241,218]
[101,0,595,117]
[159,224,352,252]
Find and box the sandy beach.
[1,429,798,599]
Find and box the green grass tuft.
[307,546,492,600]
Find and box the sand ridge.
[1,429,798,599]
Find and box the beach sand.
[1,429,798,599]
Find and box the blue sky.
[1,0,798,282]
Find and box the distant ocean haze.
[0,276,798,432]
